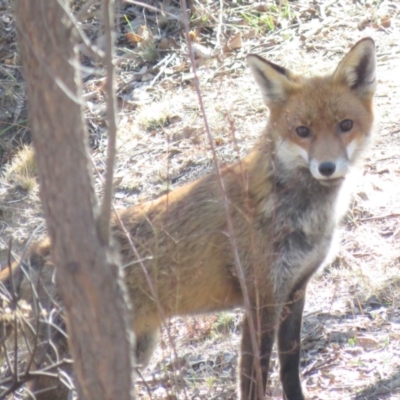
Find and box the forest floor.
[1,0,400,399]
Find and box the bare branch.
[179,0,264,397]
[97,0,118,245]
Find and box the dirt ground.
[1,0,400,399]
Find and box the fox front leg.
[278,280,309,400]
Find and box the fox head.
[247,38,376,186]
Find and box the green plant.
[212,312,235,335]
[348,337,356,347]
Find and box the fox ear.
[247,54,296,106]
[333,37,376,98]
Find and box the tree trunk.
[14,1,135,399]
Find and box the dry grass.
[1,0,400,399]
[136,100,180,132]
[3,144,37,191]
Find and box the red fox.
[0,38,376,400]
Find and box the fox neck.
[243,131,343,211]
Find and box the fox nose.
[318,162,336,177]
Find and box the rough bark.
[14,1,135,399]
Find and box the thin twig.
[179,0,264,398]
[6,238,16,300]
[76,0,97,22]
[17,26,83,106]
[136,368,154,399]
[125,0,180,21]
[360,213,400,222]
[112,212,189,400]
[150,53,176,87]
[0,357,72,398]
[98,0,118,245]
[215,0,224,50]
[5,239,20,386]
[89,152,189,399]
[58,0,105,59]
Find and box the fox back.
[0,38,376,400]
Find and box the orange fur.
[0,38,376,400]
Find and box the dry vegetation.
[0,0,400,399]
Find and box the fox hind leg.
[135,327,161,369]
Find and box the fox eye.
[340,119,353,132]
[296,126,311,138]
